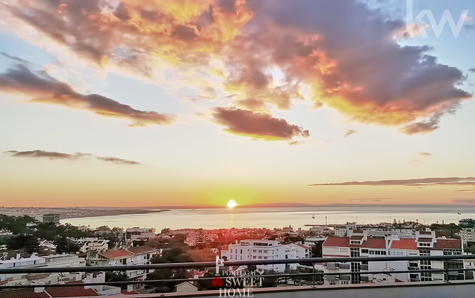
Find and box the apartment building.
[460,228,475,243]
[320,229,463,285]
[221,239,311,272]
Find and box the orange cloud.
[0,0,471,137]
[213,107,309,140]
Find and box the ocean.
[61,205,475,230]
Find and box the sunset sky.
[1,0,474,207]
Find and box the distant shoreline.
[0,207,169,219]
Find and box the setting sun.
[226,200,238,208]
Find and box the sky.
[0,0,474,208]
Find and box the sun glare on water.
[226,200,238,208]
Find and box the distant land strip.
[0,207,169,219]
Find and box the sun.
[226,200,238,208]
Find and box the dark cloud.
[6,150,84,160]
[96,156,140,165]
[5,150,140,165]
[1,52,30,64]
[0,64,174,126]
[469,68,475,73]
[213,107,309,140]
[310,177,475,186]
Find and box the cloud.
[5,150,140,165]
[344,129,357,138]
[395,23,430,39]
[1,52,30,64]
[95,156,140,165]
[469,68,475,73]
[0,64,174,126]
[244,0,471,132]
[0,0,471,135]
[309,177,475,186]
[6,150,84,160]
[418,152,432,157]
[213,107,309,140]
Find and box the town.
[1,213,475,296]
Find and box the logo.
[214,257,263,297]
[212,277,224,287]
[405,0,471,39]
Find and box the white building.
[320,229,463,285]
[221,240,310,272]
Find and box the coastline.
[0,207,169,219]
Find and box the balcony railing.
[1,255,474,291]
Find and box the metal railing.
[0,254,474,290]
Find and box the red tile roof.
[99,249,134,259]
[391,239,417,250]
[0,286,98,298]
[0,289,48,298]
[46,286,99,297]
[434,239,461,250]
[362,238,386,249]
[323,237,350,247]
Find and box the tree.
[105,272,129,289]
[54,237,80,254]
[283,235,304,244]
[7,235,40,254]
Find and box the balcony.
[1,255,475,297]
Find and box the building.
[0,253,89,288]
[221,240,311,272]
[35,213,61,224]
[125,227,157,242]
[320,229,463,285]
[460,228,475,243]
[87,246,159,289]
